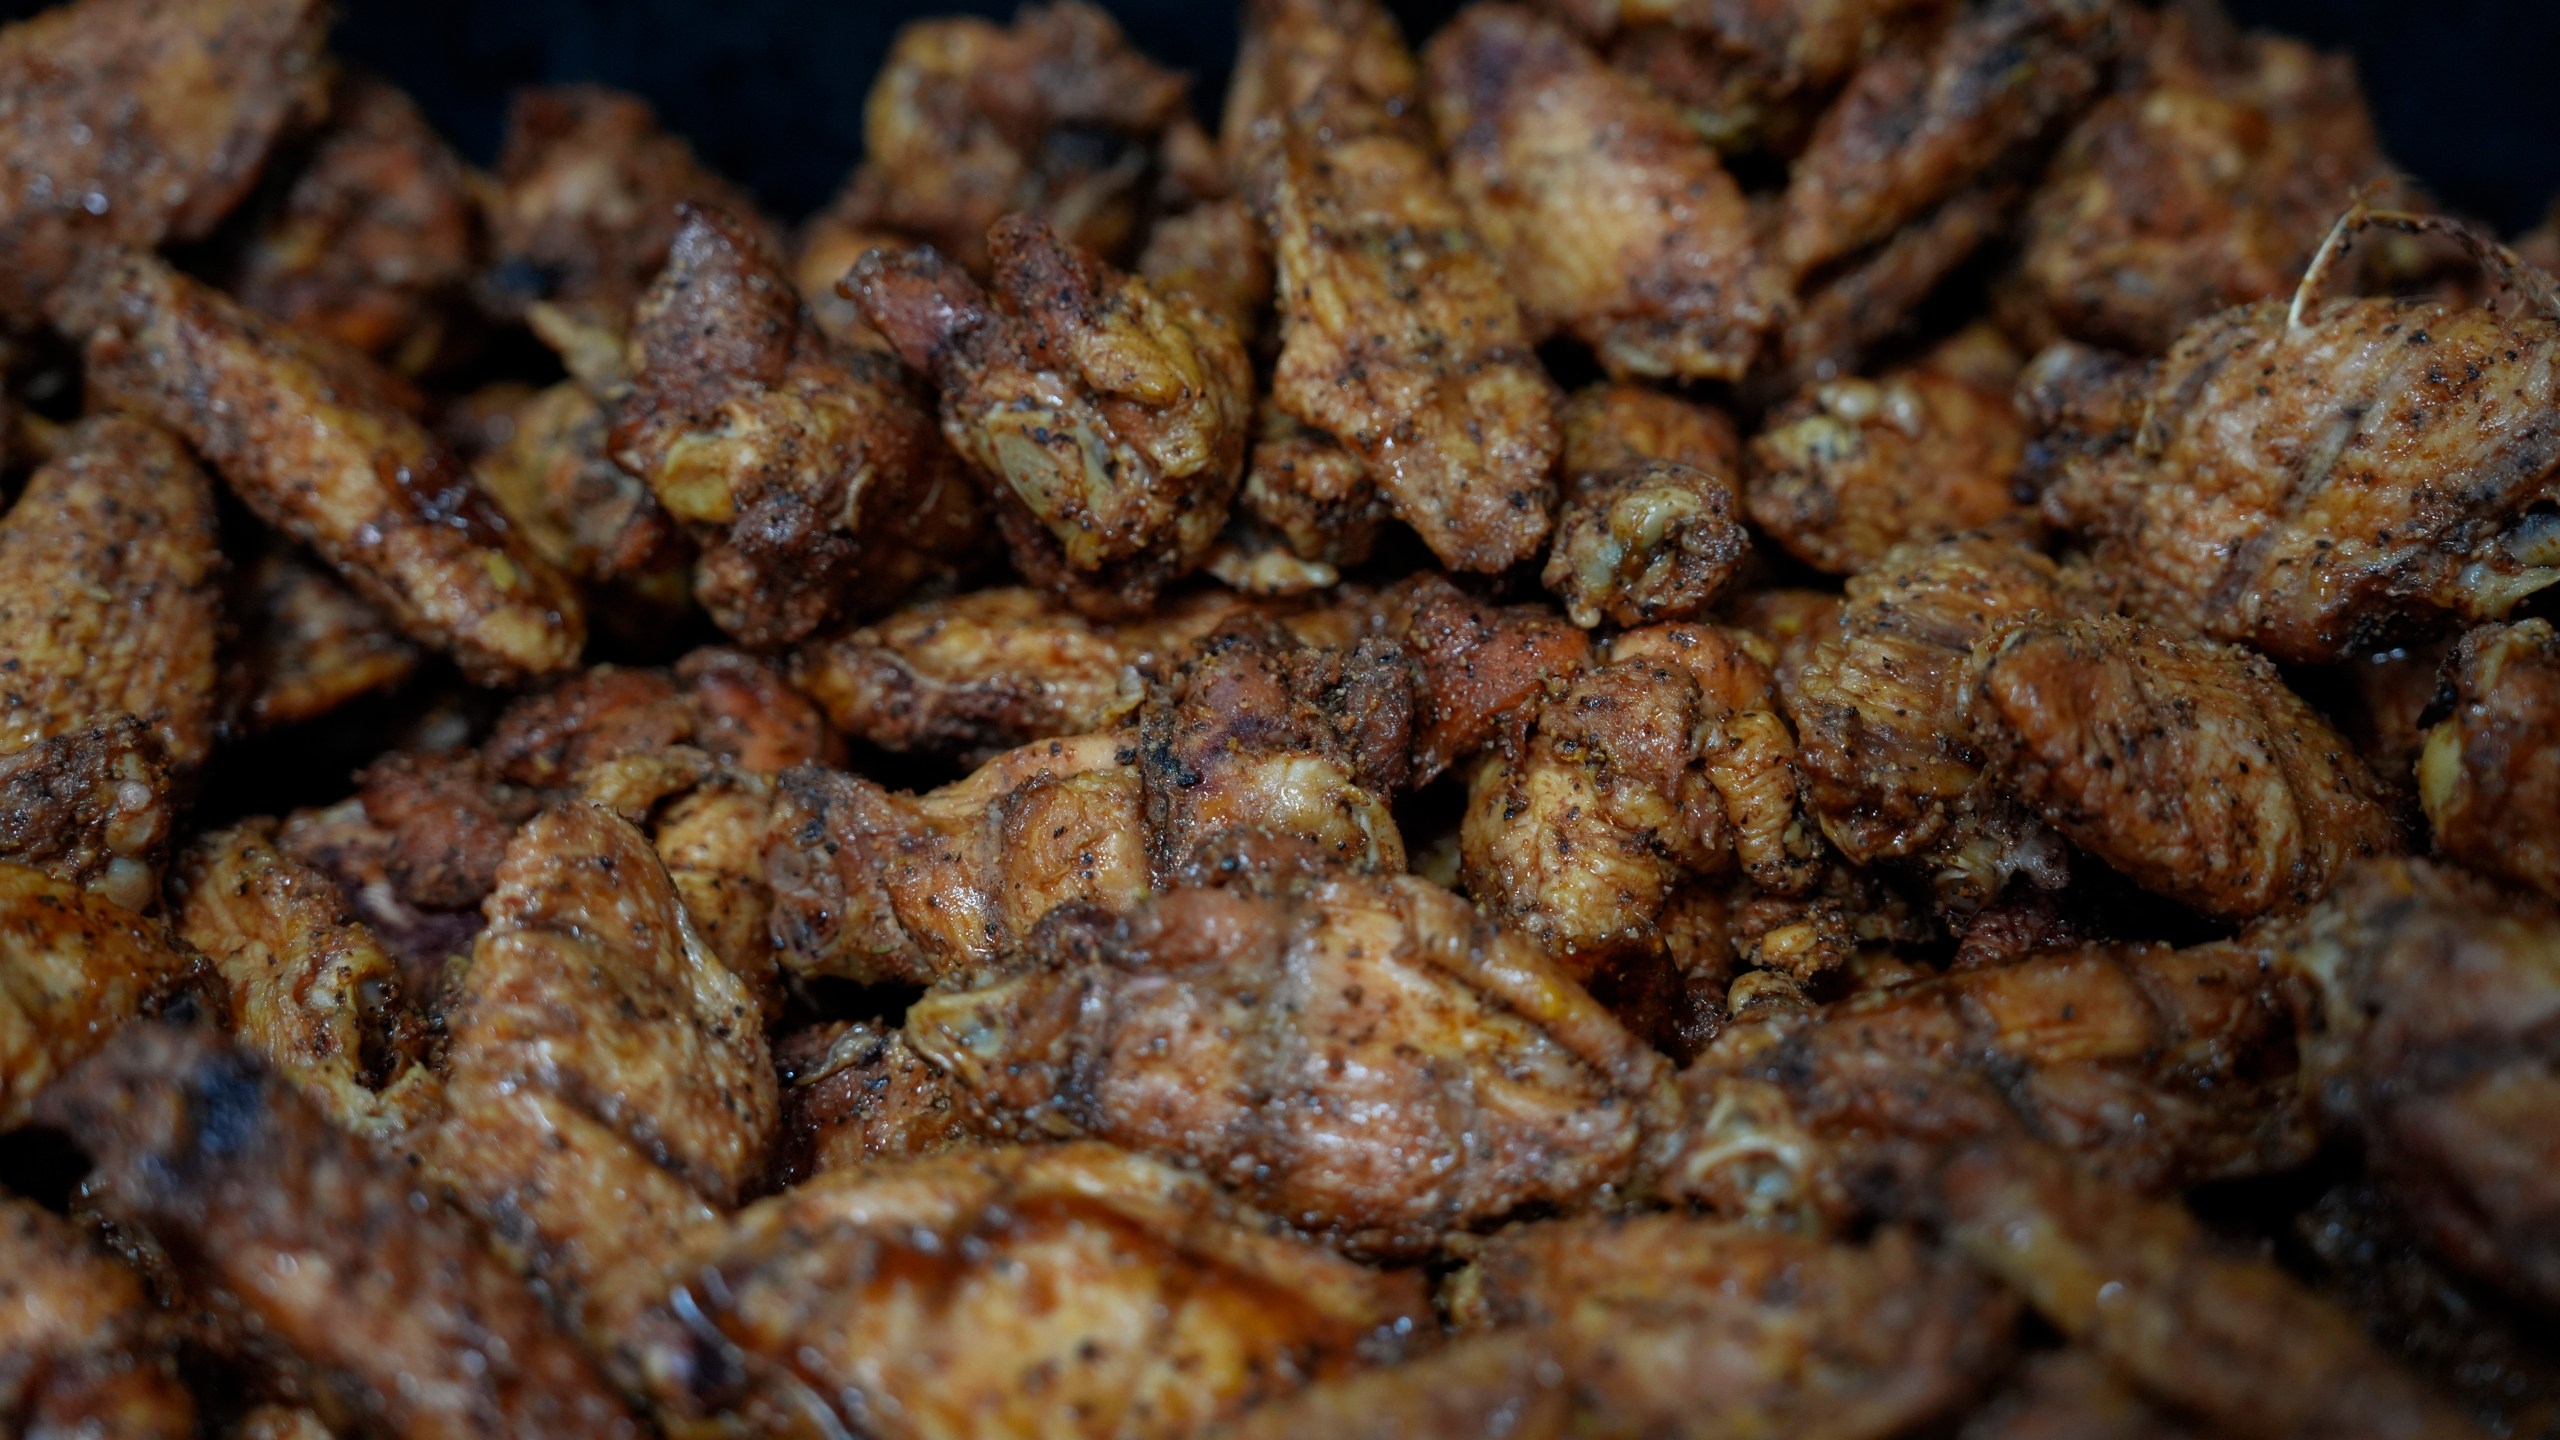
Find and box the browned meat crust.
[0,717,173,913]
[2419,619,2560,898]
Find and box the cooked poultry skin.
[38,1023,644,1440]
[0,859,201,1126]
[226,542,424,732]
[1234,404,1388,571]
[772,1020,981,1183]
[624,1142,1429,1439]
[0,717,172,912]
[1544,462,1751,630]
[231,72,483,376]
[2035,229,2560,663]
[0,0,328,320]
[2418,619,2560,899]
[1137,195,1274,343]
[1427,4,1782,382]
[480,84,779,325]
[472,379,690,628]
[56,252,586,686]
[905,873,1671,1256]
[1959,1351,2198,1440]
[1243,0,1562,573]
[0,1195,196,1439]
[1379,572,1595,784]
[855,215,1251,617]
[1966,615,2402,921]
[614,205,982,647]
[1560,381,1743,483]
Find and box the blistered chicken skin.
[2419,619,2560,898]
[0,1195,195,1440]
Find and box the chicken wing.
[905,873,1672,1255]
[856,217,1250,616]
[1959,1351,2197,1440]
[843,1,1190,274]
[1427,5,1782,382]
[1966,615,2402,920]
[0,414,221,773]
[226,542,424,732]
[472,379,690,634]
[1243,0,1563,573]
[1137,195,1274,342]
[624,1142,1428,1438]
[2003,8,2397,354]
[2419,620,2559,898]
[0,1195,195,1440]
[772,1021,980,1184]
[1748,355,2032,575]
[430,805,775,1343]
[1546,462,1752,629]
[56,253,586,685]
[0,858,203,1125]
[613,206,982,647]
[0,0,327,319]
[480,84,778,325]
[2034,218,2560,662]
[1233,404,1389,571]
[171,822,441,1145]
[0,717,172,913]
[1210,1331,1570,1440]
[785,197,899,353]
[230,72,482,376]
[37,1024,643,1440]
[1374,573,1595,783]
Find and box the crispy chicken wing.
[1773,178,2021,391]
[38,1024,643,1440]
[906,874,1671,1255]
[0,1195,195,1439]
[614,206,981,647]
[624,1143,1428,1438]
[1966,615,2402,920]
[2419,620,2560,898]
[231,72,482,375]
[2004,9,2397,354]
[1137,195,1274,342]
[171,822,440,1145]
[846,1,1190,274]
[0,0,327,319]
[855,215,1250,616]
[772,1021,980,1184]
[2034,223,2560,662]
[0,414,221,773]
[1748,356,2032,575]
[227,542,424,732]
[1545,462,1751,630]
[0,717,172,913]
[1243,0,1563,573]
[57,253,586,685]
[480,84,778,325]
[1234,404,1388,571]
[785,198,899,353]
[473,379,690,631]
[1377,573,1595,783]
[1427,5,1782,381]
[0,859,200,1126]
[1562,381,1744,480]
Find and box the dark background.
[4,0,2544,234]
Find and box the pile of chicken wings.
[0,0,2554,1435]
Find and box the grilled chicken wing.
[0,859,201,1125]
[1779,534,2091,917]
[0,0,327,320]
[38,1024,643,1440]
[227,542,424,732]
[905,873,1671,1255]
[171,822,441,1144]
[430,805,775,1344]
[1966,615,2402,921]
[231,72,482,375]
[2034,220,2560,662]
[1234,404,1389,571]
[1545,464,1750,630]
[1748,355,2032,575]
[0,1195,195,1439]
[2004,8,2397,354]
[1243,0,1563,573]
[1427,5,1782,382]
[844,1,1190,274]
[2419,620,2560,898]
[624,1142,1429,1438]
[56,253,585,685]
[855,215,1251,616]
[1374,573,1594,783]
[614,205,981,647]
[472,379,690,631]
[480,84,778,325]
[772,1021,981,1184]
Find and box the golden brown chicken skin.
[2035,235,2560,663]
[226,542,424,732]
[0,1195,196,1440]
[855,215,1251,617]
[172,822,440,1145]
[0,414,221,773]
[1545,461,1752,629]
[1233,404,1389,571]
[906,873,1671,1256]
[1967,615,2403,921]
[1561,380,1744,481]
[231,72,483,376]
[1211,1331,1572,1440]
[38,1024,644,1440]
[1375,572,1595,783]
[56,253,586,685]
[430,805,775,1345]
[0,716,172,913]
[771,1020,981,1184]
[1427,5,1782,382]
[2419,619,2560,898]
[1748,357,2032,575]
[614,205,982,647]
[1243,0,1563,573]
[1773,178,2021,391]
[479,84,779,325]
[624,1143,1429,1439]
[2004,9,2397,355]
[0,859,202,1125]
[1137,195,1274,342]
[843,1,1191,275]
[472,379,690,633]
[0,0,328,319]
